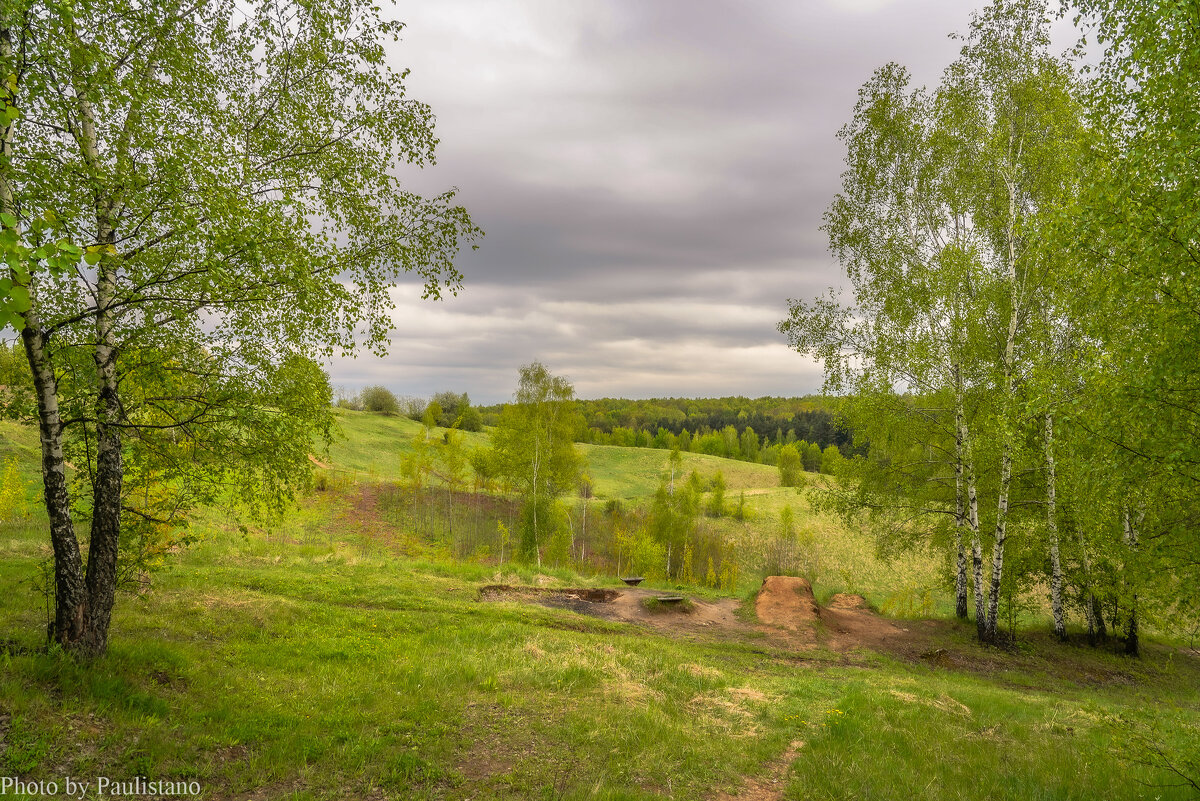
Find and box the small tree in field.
[491,363,582,565]
[778,444,803,487]
[820,445,842,476]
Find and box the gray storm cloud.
[327,0,1078,404]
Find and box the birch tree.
[0,0,480,657]
[781,58,987,625]
[1065,0,1200,631]
[491,362,582,565]
[782,0,1083,643]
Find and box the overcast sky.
[329,0,1078,405]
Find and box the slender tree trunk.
[78,72,123,657]
[1045,414,1066,640]
[1092,595,1107,643]
[968,461,985,641]
[446,484,453,552]
[1123,508,1140,657]
[2,29,87,650]
[1078,525,1100,646]
[986,161,1021,645]
[20,327,87,645]
[953,380,968,619]
[531,418,541,567]
[985,430,1013,642]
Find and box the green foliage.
[801,442,822,473]
[777,443,803,487]
[781,0,1097,643]
[707,470,727,517]
[361,386,401,415]
[488,395,855,459]
[0,455,29,522]
[1,0,481,653]
[820,444,842,476]
[422,400,442,429]
[455,405,484,432]
[491,363,582,565]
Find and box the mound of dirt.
[755,576,820,631]
[827,593,869,610]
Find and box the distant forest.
[479,396,855,460]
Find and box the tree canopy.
[0,0,480,656]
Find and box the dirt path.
[329,483,398,549]
[710,740,806,801]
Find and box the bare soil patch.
[480,584,743,635]
[476,575,1200,689]
[755,576,820,632]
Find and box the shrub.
[360,385,400,414]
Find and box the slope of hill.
[1,413,1198,799]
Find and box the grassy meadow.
[1,413,1198,800]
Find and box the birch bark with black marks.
[1123,508,1140,657]
[953,375,969,619]
[3,25,87,649]
[74,51,125,657]
[985,143,1022,645]
[1045,413,1066,640]
[966,439,985,640]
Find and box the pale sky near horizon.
[328,0,1080,405]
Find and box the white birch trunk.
[1122,508,1140,657]
[986,147,1022,645]
[953,376,969,619]
[1045,414,1066,639]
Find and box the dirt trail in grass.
[481,584,743,636]
[710,740,806,801]
[330,483,396,548]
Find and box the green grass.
[580,443,780,501]
[321,410,491,482]
[2,501,1198,800]
[320,410,780,501]
[2,418,1199,799]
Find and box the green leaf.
[0,212,16,228]
[7,284,30,313]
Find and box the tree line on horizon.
[323,381,858,468]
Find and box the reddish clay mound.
[755,576,821,631]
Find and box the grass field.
[1,412,1198,800]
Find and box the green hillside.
[579,443,779,501]
[320,410,780,501]
[1,414,1197,800]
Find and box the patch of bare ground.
[478,577,1200,690]
[480,584,744,637]
[709,740,806,801]
[329,483,408,552]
